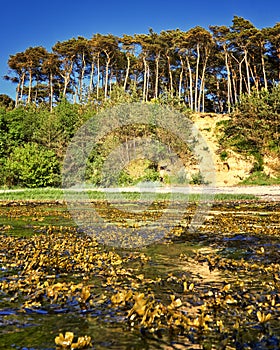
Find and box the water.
[0,200,280,349]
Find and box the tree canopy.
[1,16,279,188]
[4,16,280,112]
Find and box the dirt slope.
[192,113,255,186]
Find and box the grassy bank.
[0,187,257,201]
[240,171,280,186]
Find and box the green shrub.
[220,85,280,164]
[4,143,60,188]
[143,168,160,182]
[241,171,280,185]
[190,171,207,185]
[117,170,135,186]
[219,150,228,161]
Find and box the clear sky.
[1,0,279,99]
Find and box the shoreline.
[0,185,279,201]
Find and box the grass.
[0,187,257,202]
[240,171,280,186]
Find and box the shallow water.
[0,200,279,349]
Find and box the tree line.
[1,83,279,188]
[4,16,280,113]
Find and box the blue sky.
[1,0,279,99]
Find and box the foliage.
[4,143,60,187]
[190,171,208,185]
[0,75,279,188]
[53,98,84,139]
[4,17,280,113]
[240,171,280,186]
[0,94,15,109]
[0,188,257,201]
[1,17,280,189]
[1,106,38,152]
[220,85,280,173]
[220,150,228,161]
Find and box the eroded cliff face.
[119,113,278,187]
[191,113,279,186]
[263,155,280,178]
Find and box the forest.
[0,16,279,188]
[3,16,280,112]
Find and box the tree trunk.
[62,74,69,97]
[96,54,100,99]
[243,75,249,94]
[89,61,95,93]
[225,50,232,112]
[202,78,205,113]
[167,54,173,95]
[143,57,147,102]
[231,54,245,99]
[184,78,190,107]
[34,74,39,103]
[154,54,160,99]
[186,55,193,110]
[15,81,20,107]
[49,71,53,112]
[198,50,209,112]
[20,73,25,103]
[178,57,184,99]
[104,52,110,100]
[216,79,223,113]
[79,51,86,100]
[62,62,73,98]
[194,43,200,112]
[27,68,32,104]
[260,46,268,90]
[109,68,113,95]
[238,59,244,97]
[146,64,150,101]
[73,86,78,103]
[231,68,238,104]
[123,55,130,91]
[249,63,258,91]
[244,49,251,95]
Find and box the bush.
[190,171,207,185]
[241,171,280,185]
[4,143,60,188]
[220,86,280,170]
[220,150,228,161]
